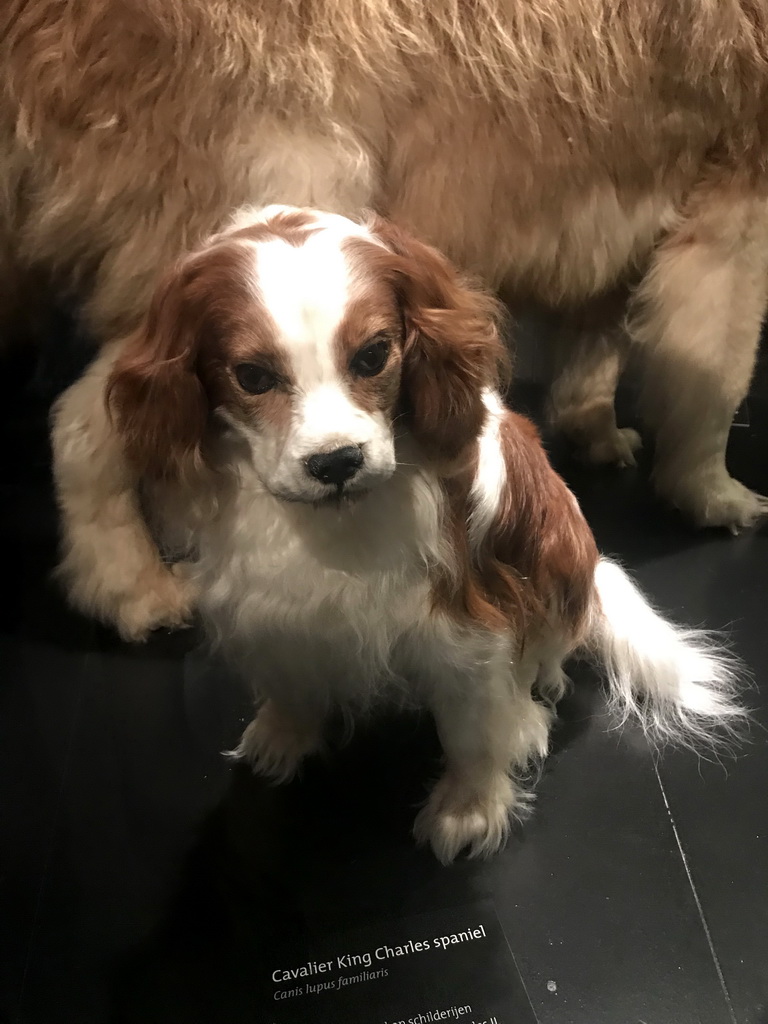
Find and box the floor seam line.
[653,762,739,1024]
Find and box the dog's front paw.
[114,563,199,642]
[227,701,322,783]
[581,426,642,469]
[658,467,768,535]
[413,772,530,864]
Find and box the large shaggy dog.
[1,1,767,639]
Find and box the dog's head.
[107,205,507,503]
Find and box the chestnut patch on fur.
[229,208,320,248]
[106,238,296,478]
[433,411,599,645]
[345,223,508,464]
[333,287,403,416]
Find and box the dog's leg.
[45,127,376,639]
[548,287,641,468]
[631,187,768,532]
[41,122,376,639]
[51,344,199,641]
[414,641,552,863]
[228,698,325,784]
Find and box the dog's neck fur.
[174,429,467,706]
[199,427,448,578]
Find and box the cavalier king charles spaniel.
[103,205,743,862]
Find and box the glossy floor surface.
[1,331,767,1024]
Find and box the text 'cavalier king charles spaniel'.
[103,205,744,862]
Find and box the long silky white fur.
[587,557,747,747]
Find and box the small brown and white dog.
[77,206,743,861]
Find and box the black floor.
[1,335,767,1024]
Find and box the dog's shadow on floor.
[107,715,441,1021]
[266,672,601,865]
[110,675,601,1022]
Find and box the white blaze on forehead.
[251,224,371,391]
[255,234,348,345]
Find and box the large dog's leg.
[46,124,376,639]
[548,287,641,468]
[631,188,768,532]
[51,344,199,641]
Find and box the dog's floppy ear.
[369,216,508,463]
[106,258,209,481]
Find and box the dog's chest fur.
[193,461,454,701]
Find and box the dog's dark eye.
[234,362,278,395]
[350,338,390,378]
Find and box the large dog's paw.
[227,701,322,783]
[551,399,642,469]
[659,468,768,535]
[579,426,642,469]
[413,772,530,864]
[114,563,199,642]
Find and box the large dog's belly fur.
[2,0,764,327]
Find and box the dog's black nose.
[305,446,364,486]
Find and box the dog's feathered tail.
[585,557,747,747]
